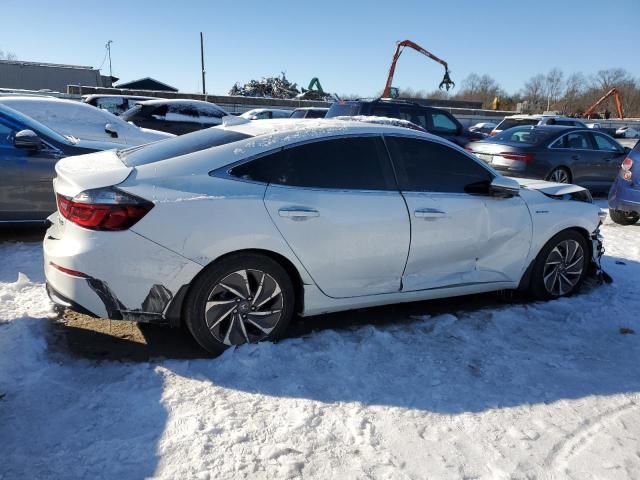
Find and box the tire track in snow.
[543,400,639,473]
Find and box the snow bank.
[1,216,639,479]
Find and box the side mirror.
[105,123,119,138]
[14,129,42,150]
[490,176,520,196]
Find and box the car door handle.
[278,208,320,219]
[414,208,446,219]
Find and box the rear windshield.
[326,102,362,118]
[117,128,252,166]
[491,126,555,145]
[496,118,539,130]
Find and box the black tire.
[529,230,589,301]
[546,167,572,184]
[184,254,295,355]
[609,209,640,225]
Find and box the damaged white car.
[44,118,606,354]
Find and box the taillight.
[620,157,634,181]
[56,187,153,231]
[489,131,498,136]
[499,152,535,163]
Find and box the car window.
[119,128,251,166]
[371,106,393,117]
[555,120,574,126]
[430,112,458,134]
[289,110,306,119]
[305,109,327,119]
[397,106,413,123]
[0,121,15,145]
[553,132,592,150]
[167,104,200,122]
[592,133,622,152]
[95,98,126,115]
[149,105,169,119]
[492,127,554,145]
[199,105,225,124]
[326,102,361,117]
[127,99,144,110]
[496,118,538,130]
[385,136,493,194]
[4,100,111,134]
[230,136,395,190]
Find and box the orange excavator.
[583,88,625,119]
[382,40,454,98]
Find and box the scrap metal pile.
[229,73,301,99]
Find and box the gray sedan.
[466,126,630,192]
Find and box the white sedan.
[44,118,606,354]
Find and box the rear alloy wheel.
[547,167,571,184]
[185,255,294,355]
[609,209,640,226]
[530,231,588,300]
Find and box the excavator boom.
[382,40,454,98]
[583,87,625,119]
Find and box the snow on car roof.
[137,98,225,107]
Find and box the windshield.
[491,126,555,145]
[496,118,539,130]
[326,102,362,118]
[0,103,71,145]
[117,127,252,166]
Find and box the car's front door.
[237,136,411,298]
[386,135,532,291]
[591,132,628,186]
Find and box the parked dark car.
[82,94,157,116]
[466,126,630,192]
[608,140,640,225]
[326,99,484,147]
[289,107,329,119]
[0,104,123,224]
[121,99,229,135]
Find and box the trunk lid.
[54,150,133,198]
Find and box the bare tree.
[562,72,586,114]
[521,74,546,110]
[455,73,504,108]
[0,48,17,60]
[544,68,564,111]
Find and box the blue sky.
[2,0,638,97]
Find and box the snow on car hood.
[54,150,133,197]
[512,177,586,196]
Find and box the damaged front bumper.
[588,225,611,284]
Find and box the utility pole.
[200,32,206,98]
[105,40,113,78]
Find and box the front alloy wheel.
[542,239,585,296]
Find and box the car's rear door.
[386,135,531,290]
[244,136,410,298]
[549,131,601,186]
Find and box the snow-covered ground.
[1,212,639,480]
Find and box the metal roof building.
[0,60,115,92]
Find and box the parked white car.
[0,96,173,146]
[616,126,640,138]
[240,108,292,120]
[491,115,587,135]
[44,118,605,354]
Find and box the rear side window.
[592,133,622,152]
[386,136,493,194]
[230,136,395,190]
[289,110,306,119]
[305,109,327,119]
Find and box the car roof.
[293,107,329,111]
[137,98,224,107]
[503,114,582,120]
[82,94,157,100]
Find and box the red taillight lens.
[621,157,634,171]
[499,152,535,163]
[56,188,153,231]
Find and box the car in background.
[121,99,229,135]
[326,99,484,147]
[615,126,640,139]
[0,96,173,146]
[45,118,604,355]
[333,115,427,132]
[0,103,127,224]
[82,94,157,116]
[490,115,587,136]
[240,108,292,120]
[608,140,640,225]
[469,122,497,135]
[466,125,629,192]
[289,107,328,119]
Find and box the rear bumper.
[608,177,640,213]
[44,217,202,323]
